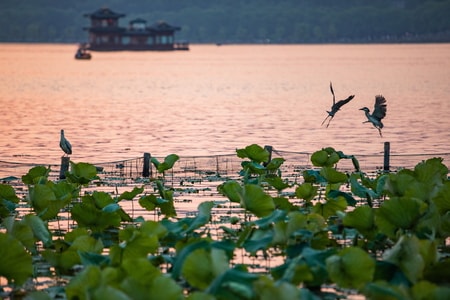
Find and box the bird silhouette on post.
[59,129,72,156]
[360,95,387,137]
[321,82,355,128]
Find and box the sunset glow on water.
[0,43,449,169]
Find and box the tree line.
[1,0,449,44]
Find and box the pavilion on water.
[83,7,189,51]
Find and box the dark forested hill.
[1,0,449,43]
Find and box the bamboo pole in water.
[59,156,70,179]
[384,142,390,172]
[143,152,151,177]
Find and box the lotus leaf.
[0,232,33,286]
[375,197,427,238]
[343,205,375,238]
[67,161,99,184]
[21,165,50,185]
[254,275,300,300]
[382,235,425,283]
[295,183,318,201]
[236,144,270,163]
[326,246,375,289]
[181,247,229,290]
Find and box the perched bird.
[360,95,387,137]
[321,82,355,128]
[59,129,72,156]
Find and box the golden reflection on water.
[0,43,449,166]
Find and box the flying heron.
[360,95,387,137]
[321,82,355,128]
[60,129,72,156]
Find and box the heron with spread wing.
[60,129,72,156]
[321,82,355,128]
[360,95,387,137]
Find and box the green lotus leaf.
[206,267,260,300]
[172,240,211,280]
[313,196,347,219]
[186,292,216,300]
[272,219,288,245]
[0,233,33,286]
[182,247,229,290]
[121,257,161,287]
[46,235,104,272]
[102,203,121,213]
[218,180,242,203]
[343,205,375,237]
[140,220,168,239]
[81,191,114,209]
[241,160,266,175]
[302,169,327,184]
[281,247,336,287]
[320,167,347,184]
[21,291,53,300]
[29,183,66,220]
[65,265,102,299]
[67,162,99,185]
[326,246,375,289]
[24,214,52,248]
[119,186,144,201]
[287,212,326,235]
[385,169,439,202]
[71,201,122,231]
[146,272,184,300]
[8,217,35,253]
[273,196,296,211]
[375,197,426,238]
[65,227,90,242]
[295,183,318,201]
[265,157,285,171]
[182,201,215,234]
[151,154,180,173]
[413,157,448,187]
[349,174,380,199]
[433,181,450,215]
[243,227,274,253]
[418,239,439,267]
[265,175,289,191]
[118,230,159,259]
[423,258,450,284]
[254,275,300,300]
[326,151,340,166]
[382,235,425,284]
[21,165,51,185]
[78,251,110,267]
[411,280,450,300]
[363,281,410,299]
[93,285,130,300]
[311,150,329,167]
[138,194,169,211]
[0,183,19,205]
[236,144,270,163]
[328,190,356,206]
[253,209,286,229]
[241,184,275,217]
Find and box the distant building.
[83,7,188,51]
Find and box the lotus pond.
[0,144,449,299]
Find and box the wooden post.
[59,156,70,179]
[263,145,273,167]
[383,142,390,172]
[142,152,151,177]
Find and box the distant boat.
[75,45,92,60]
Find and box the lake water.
[0,43,449,172]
